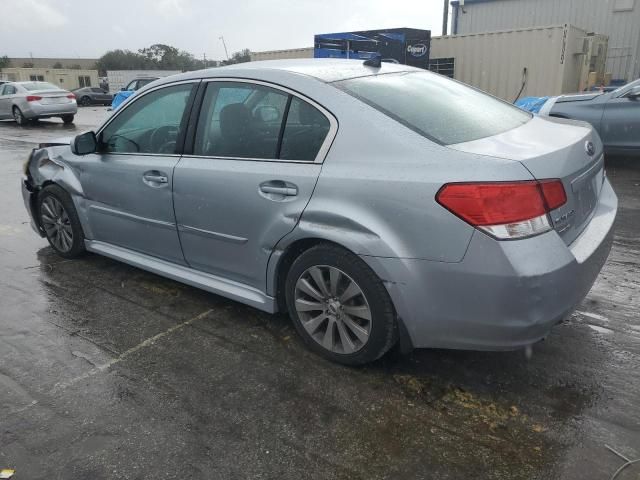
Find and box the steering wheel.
[107,134,140,153]
[150,125,179,154]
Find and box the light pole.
[219,36,230,61]
[442,0,449,36]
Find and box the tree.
[0,56,11,69]
[221,49,251,66]
[96,44,227,74]
[53,62,63,69]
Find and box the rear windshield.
[22,82,60,91]
[335,71,531,145]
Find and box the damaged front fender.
[27,146,84,197]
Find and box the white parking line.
[50,309,213,393]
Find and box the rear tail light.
[26,95,42,102]
[436,179,567,240]
[67,93,76,100]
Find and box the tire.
[38,185,86,259]
[285,244,397,365]
[13,106,26,126]
[62,115,74,125]
[80,96,92,106]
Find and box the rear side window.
[194,81,331,161]
[280,97,331,161]
[335,71,531,145]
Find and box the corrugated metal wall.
[453,0,640,81]
[431,25,586,100]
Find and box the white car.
[0,81,77,125]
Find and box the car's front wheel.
[285,244,397,365]
[80,96,92,106]
[38,185,86,259]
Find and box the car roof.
[154,59,420,86]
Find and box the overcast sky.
[0,0,446,60]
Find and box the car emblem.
[585,141,595,156]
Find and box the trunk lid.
[31,89,74,105]
[448,116,605,245]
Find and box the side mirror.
[71,131,98,155]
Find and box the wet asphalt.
[0,109,639,480]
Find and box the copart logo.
[407,44,427,57]
[585,141,595,156]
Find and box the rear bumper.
[23,102,77,119]
[362,178,617,351]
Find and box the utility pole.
[442,0,449,36]
[219,36,230,61]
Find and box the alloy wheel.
[41,196,73,252]
[13,108,24,125]
[294,265,372,354]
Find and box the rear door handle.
[259,182,298,196]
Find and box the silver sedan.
[21,60,617,365]
[0,81,77,125]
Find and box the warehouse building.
[250,48,313,62]
[450,0,640,82]
[0,68,99,90]
[5,57,98,70]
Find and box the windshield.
[335,71,531,145]
[612,78,640,95]
[21,82,61,91]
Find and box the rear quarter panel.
[259,79,537,264]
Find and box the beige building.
[250,47,314,62]
[0,68,100,90]
[7,57,98,70]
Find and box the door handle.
[143,171,168,184]
[259,182,298,196]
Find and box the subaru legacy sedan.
[22,60,617,365]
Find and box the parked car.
[22,60,617,365]
[72,87,113,106]
[540,78,640,155]
[0,81,77,125]
[111,77,160,110]
[123,77,159,92]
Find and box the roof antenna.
[363,55,382,68]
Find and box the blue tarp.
[112,90,135,110]
[514,96,549,114]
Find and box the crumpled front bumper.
[362,178,617,351]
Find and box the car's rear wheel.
[13,106,26,126]
[38,185,85,259]
[285,244,397,365]
[80,96,92,106]
[62,115,74,125]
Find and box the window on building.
[78,76,91,88]
[428,58,455,78]
[29,75,45,82]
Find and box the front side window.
[194,81,331,161]
[100,83,193,154]
[335,71,531,145]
